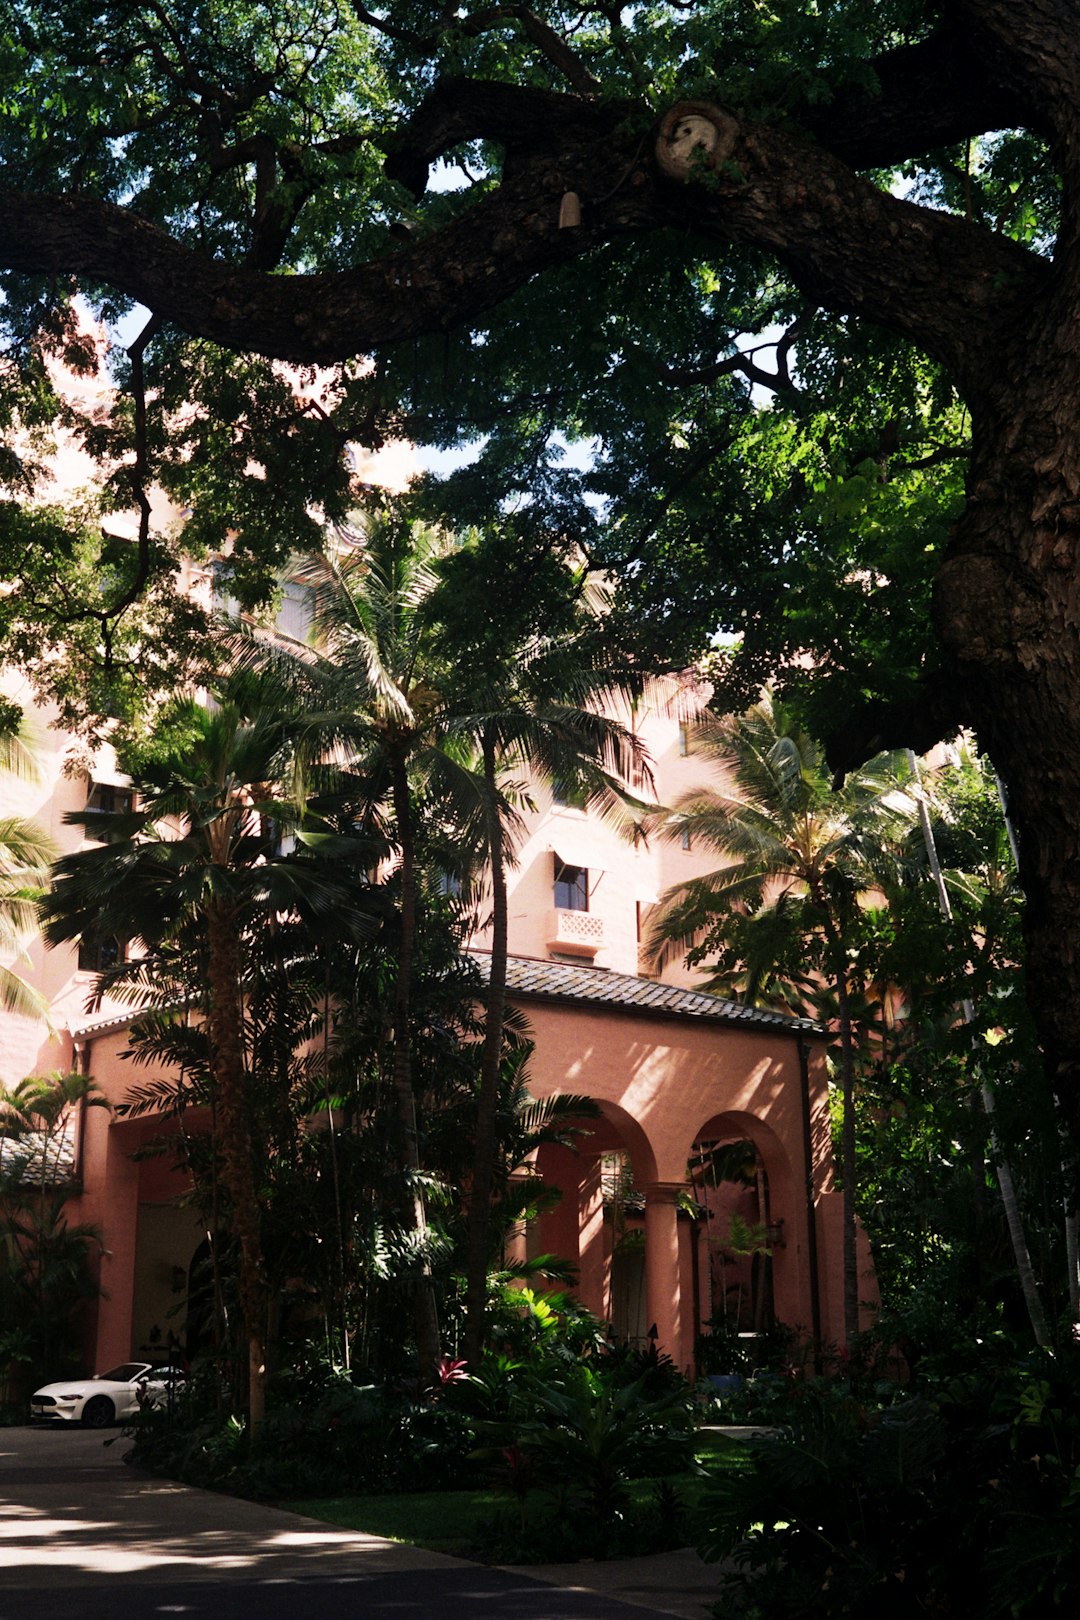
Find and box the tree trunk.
[832,964,860,1351]
[204,900,267,1440]
[932,330,1080,1158]
[389,756,442,1380]
[463,734,509,1368]
[817,904,861,1349]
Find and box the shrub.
[694,1344,1080,1618]
[471,1361,696,1559]
[125,1365,479,1498]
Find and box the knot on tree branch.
[655,102,739,185]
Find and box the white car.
[30,1362,185,1427]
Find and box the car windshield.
[98,1364,146,1382]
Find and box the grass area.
[281,1434,751,1561]
[281,1487,533,1556]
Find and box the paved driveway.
[0,1427,714,1620]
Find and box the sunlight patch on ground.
[0,1517,113,1538]
[263,1529,388,1549]
[0,1547,256,1573]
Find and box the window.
[554,858,588,912]
[210,560,239,616]
[85,782,134,817]
[77,934,125,974]
[276,580,313,642]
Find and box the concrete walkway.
[0,1428,721,1620]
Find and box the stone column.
[578,1158,609,1322]
[644,1181,685,1368]
[95,1124,141,1365]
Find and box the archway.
[529,1099,659,1343]
[687,1110,806,1362]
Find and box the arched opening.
[604,1147,647,1346]
[530,1101,659,1344]
[689,1111,801,1369]
[689,1137,775,1341]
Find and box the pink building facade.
[2,676,873,1375]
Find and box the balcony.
[547,908,604,958]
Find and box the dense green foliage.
[35,526,636,1412]
[0,1,1060,739]
[697,1346,1080,1617]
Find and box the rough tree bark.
[462,730,509,1368]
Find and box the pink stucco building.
[1,675,871,1376]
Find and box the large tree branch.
[824,677,964,782]
[383,77,619,196]
[386,24,1044,199]
[666,113,1044,396]
[953,0,1080,159]
[800,18,1047,164]
[953,0,1080,300]
[0,65,1047,397]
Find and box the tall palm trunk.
[204,899,267,1439]
[389,757,441,1378]
[820,909,860,1349]
[833,970,860,1351]
[463,733,509,1367]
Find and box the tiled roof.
[0,1130,77,1186]
[69,1008,143,1040]
[68,958,821,1042]
[472,952,821,1033]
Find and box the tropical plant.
[696,1344,1080,1619]
[853,751,1064,1355]
[473,1361,695,1555]
[428,523,655,1365]
[241,517,486,1379]
[649,693,907,1345]
[0,1071,108,1383]
[0,707,55,1019]
[41,674,376,1434]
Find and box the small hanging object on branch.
[558,191,582,229]
[656,101,739,183]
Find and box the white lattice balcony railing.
[547,908,604,957]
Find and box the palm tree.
[238,520,659,1369]
[42,676,371,1434]
[903,748,1049,1346]
[260,518,484,1377]
[0,1070,109,1186]
[649,693,905,1348]
[0,710,55,1018]
[429,533,655,1366]
[0,1071,108,1378]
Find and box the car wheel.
[82,1396,115,1429]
